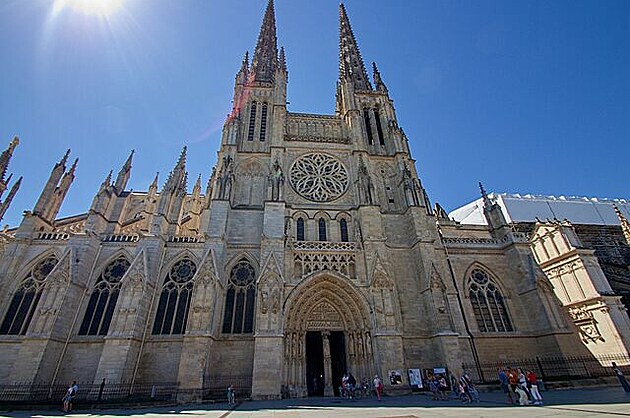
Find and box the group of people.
[498,367,543,406]
[427,371,479,403]
[338,372,385,400]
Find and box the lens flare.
[53,0,123,17]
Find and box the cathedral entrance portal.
[305,331,346,397]
[284,274,373,398]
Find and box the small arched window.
[296,218,305,241]
[340,218,349,242]
[468,269,513,332]
[79,257,130,336]
[222,259,256,334]
[0,255,58,335]
[152,258,197,335]
[247,102,257,141]
[318,218,327,241]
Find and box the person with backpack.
[62,380,78,412]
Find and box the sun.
[53,0,123,17]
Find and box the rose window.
[289,153,349,202]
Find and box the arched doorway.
[283,274,374,397]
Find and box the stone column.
[322,330,334,397]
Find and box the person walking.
[526,369,543,405]
[498,368,513,404]
[227,385,235,405]
[612,362,630,393]
[373,375,383,401]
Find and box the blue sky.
[0,0,628,227]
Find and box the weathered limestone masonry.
[0,0,627,403]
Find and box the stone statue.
[402,163,420,206]
[217,155,234,200]
[269,159,284,201]
[357,157,374,205]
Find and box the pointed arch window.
[374,108,385,145]
[363,108,373,145]
[468,269,513,332]
[152,258,197,335]
[0,256,58,335]
[296,217,305,241]
[247,102,257,141]
[222,259,256,334]
[340,218,349,242]
[259,103,268,142]
[318,218,327,241]
[79,257,130,336]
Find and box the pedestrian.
[429,374,439,400]
[612,362,630,393]
[227,385,235,405]
[507,367,519,404]
[347,372,357,399]
[517,368,532,401]
[498,368,513,404]
[373,374,383,401]
[526,369,543,405]
[62,380,78,412]
[438,375,449,400]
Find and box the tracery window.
[340,218,349,242]
[259,103,268,142]
[468,269,513,332]
[152,258,197,335]
[222,259,256,334]
[318,218,327,241]
[247,102,257,141]
[0,255,58,335]
[296,217,305,241]
[79,257,130,336]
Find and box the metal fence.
[463,353,630,384]
[0,375,251,407]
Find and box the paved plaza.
[2,387,630,418]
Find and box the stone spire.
[613,204,630,244]
[33,149,70,217]
[114,150,134,193]
[149,172,159,197]
[372,62,388,93]
[192,174,202,199]
[164,146,187,192]
[479,182,492,209]
[99,170,113,193]
[0,176,21,222]
[250,0,278,83]
[338,3,372,91]
[0,136,19,186]
[278,46,287,74]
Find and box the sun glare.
[53,0,123,17]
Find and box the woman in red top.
[526,370,543,404]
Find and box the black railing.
[0,375,251,407]
[463,353,630,384]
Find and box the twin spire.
[241,1,385,91]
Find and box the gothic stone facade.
[0,2,626,401]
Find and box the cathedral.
[0,1,629,401]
